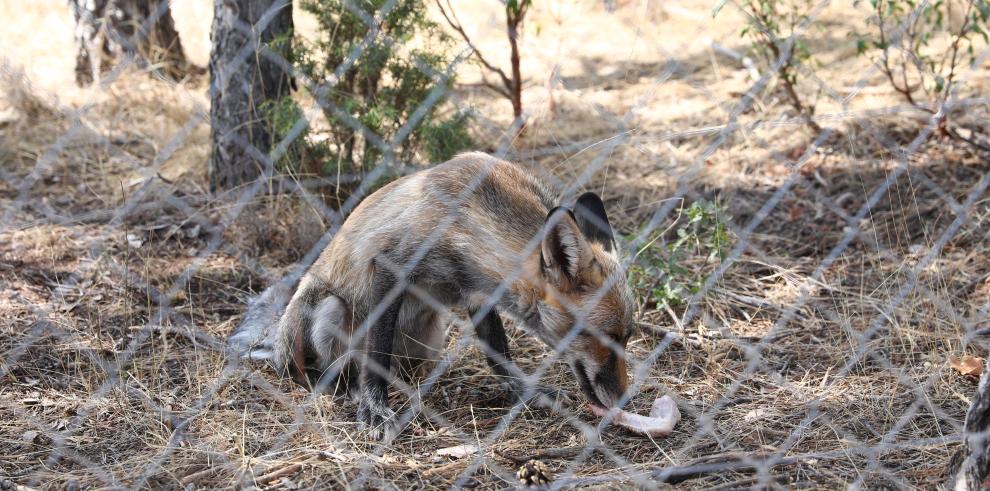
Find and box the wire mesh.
[1,0,989,489]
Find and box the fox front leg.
[357,270,404,441]
[471,308,570,409]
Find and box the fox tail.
[227,273,300,361]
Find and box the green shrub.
[421,110,474,163]
[631,200,734,308]
[855,0,989,114]
[294,0,473,177]
[715,0,823,132]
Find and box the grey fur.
[227,274,299,361]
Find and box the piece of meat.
[587,395,681,437]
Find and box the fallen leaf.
[950,355,984,377]
[435,444,479,459]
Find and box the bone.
[588,395,681,437]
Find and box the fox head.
[531,192,635,409]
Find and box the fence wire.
[2,0,989,489]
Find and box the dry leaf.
[950,355,984,377]
[435,444,479,459]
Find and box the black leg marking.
[472,308,569,408]
[473,308,516,383]
[357,267,404,440]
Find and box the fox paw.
[357,399,398,441]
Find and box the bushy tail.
[228,273,301,361]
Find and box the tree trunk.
[69,0,193,86]
[947,356,990,490]
[208,0,294,192]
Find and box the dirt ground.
[2,0,990,489]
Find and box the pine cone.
[516,459,552,487]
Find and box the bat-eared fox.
[230,152,635,440]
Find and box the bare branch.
[434,0,513,90]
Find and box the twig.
[745,0,821,133]
[946,124,990,153]
[255,461,306,485]
[496,445,590,463]
[434,0,527,122]
[422,460,466,478]
[434,0,511,90]
[179,466,222,486]
[652,451,797,484]
[875,0,922,108]
[132,324,225,351]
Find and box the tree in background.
[208,0,294,192]
[284,0,471,178]
[68,0,196,86]
[856,0,989,140]
[716,0,823,133]
[436,0,531,128]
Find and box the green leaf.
[973,23,989,43]
[713,0,730,17]
[856,38,869,55]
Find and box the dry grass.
[2,0,990,489]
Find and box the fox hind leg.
[309,295,358,397]
[271,279,357,397]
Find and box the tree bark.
[947,356,990,490]
[208,0,294,192]
[69,0,193,86]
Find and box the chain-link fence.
[2,0,990,489]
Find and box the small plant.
[630,200,734,309]
[855,0,989,129]
[436,0,531,129]
[715,0,823,132]
[292,0,473,177]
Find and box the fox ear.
[574,192,615,252]
[541,206,593,284]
